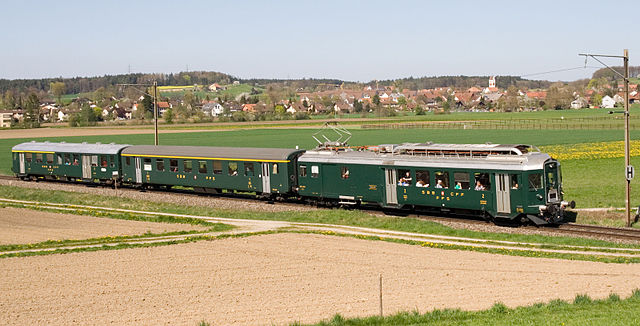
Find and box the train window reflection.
[529,174,542,191]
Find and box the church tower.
[489,76,496,88]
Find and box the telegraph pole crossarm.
[579,50,631,226]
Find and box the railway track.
[556,224,640,242]
[2,174,640,243]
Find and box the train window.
[228,162,238,176]
[311,165,319,178]
[397,170,411,186]
[57,154,63,164]
[272,163,279,175]
[213,161,222,174]
[416,170,429,187]
[510,175,519,189]
[170,159,178,172]
[528,174,542,191]
[156,159,165,172]
[199,161,207,174]
[100,155,108,167]
[110,156,115,168]
[64,154,70,165]
[143,158,152,171]
[244,162,254,176]
[474,173,491,191]
[73,155,79,166]
[435,171,449,189]
[341,166,349,179]
[454,172,470,189]
[299,165,307,177]
[126,156,131,166]
[36,153,43,163]
[25,152,32,163]
[91,155,98,167]
[184,160,193,173]
[46,153,54,164]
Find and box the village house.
[202,102,225,117]
[0,110,12,127]
[601,95,615,109]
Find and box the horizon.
[1,0,638,82]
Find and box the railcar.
[10,141,573,225]
[119,145,304,196]
[11,141,129,183]
[297,143,574,225]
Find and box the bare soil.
[0,207,206,245]
[1,233,639,326]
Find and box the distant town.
[1,68,639,128]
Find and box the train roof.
[299,143,552,171]
[12,141,130,155]
[122,145,304,163]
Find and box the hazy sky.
[1,0,638,81]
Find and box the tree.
[353,100,363,113]
[504,86,520,111]
[49,82,66,105]
[372,94,381,105]
[141,94,154,116]
[591,93,603,107]
[23,93,41,128]
[164,108,174,124]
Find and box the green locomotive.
[297,143,573,225]
[11,141,573,225]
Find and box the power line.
[519,66,601,78]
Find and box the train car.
[119,145,305,196]
[11,141,130,183]
[296,143,573,225]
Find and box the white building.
[601,95,615,109]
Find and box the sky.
[1,0,639,82]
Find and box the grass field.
[1,127,639,209]
[303,291,640,326]
[159,84,264,101]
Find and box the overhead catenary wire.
[519,66,601,78]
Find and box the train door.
[261,162,271,194]
[495,173,511,214]
[81,155,92,179]
[135,157,142,183]
[18,153,25,174]
[384,168,398,205]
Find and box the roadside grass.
[300,291,640,326]
[2,185,640,256]
[0,231,277,259]
[0,202,232,252]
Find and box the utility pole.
[117,82,160,146]
[579,49,632,226]
[153,81,158,146]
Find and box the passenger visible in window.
[435,180,444,188]
[272,163,278,174]
[402,171,412,185]
[455,182,462,189]
[73,158,79,166]
[475,180,486,191]
[416,170,429,187]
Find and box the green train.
[11,141,574,225]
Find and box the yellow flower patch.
[540,141,640,161]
